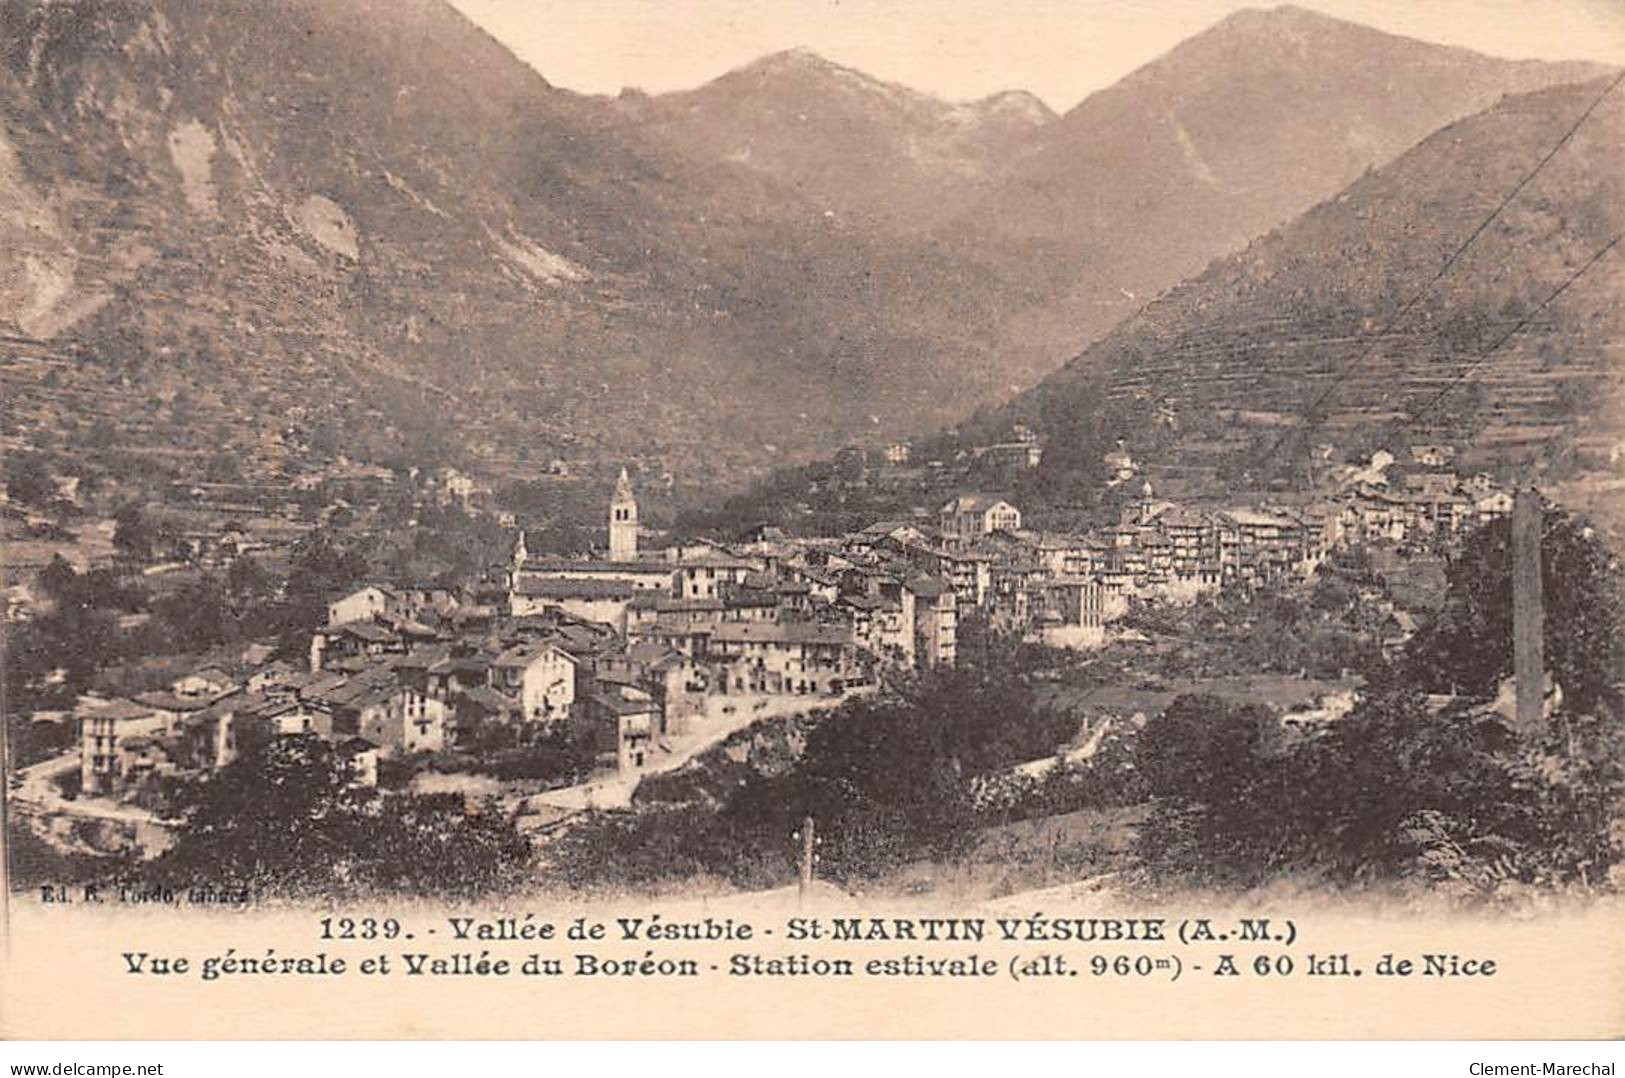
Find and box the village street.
[12,749,164,828]
[519,690,863,813]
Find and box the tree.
[153,736,530,898]
[226,555,275,602]
[1135,690,1520,891]
[1309,571,1356,613]
[715,666,1076,882]
[479,726,597,784]
[7,453,55,506]
[112,503,154,560]
[153,575,235,650]
[1030,390,1112,508]
[545,663,1084,891]
[1137,694,1279,810]
[1405,506,1624,712]
[1136,661,1625,896]
[281,530,368,636]
[39,555,78,602]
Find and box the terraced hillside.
[1010,76,1625,493]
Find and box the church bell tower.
[609,467,638,561]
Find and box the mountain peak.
[749,47,842,74]
[1216,4,1352,30]
[1200,3,1422,49]
[1012,77,1623,490]
[713,46,947,117]
[972,89,1058,125]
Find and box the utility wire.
[1254,69,1624,468]
[1386,232,1621,447]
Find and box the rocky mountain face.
[0,0,1033,487]
[0,0,1611,493]
[1006,76,1625,494]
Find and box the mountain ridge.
[0,0,1046,484]
[946,3,1615,391]
[1004,74,1625,497]
[1,0,1616,503]
[616,45,1058,231]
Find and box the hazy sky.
[450,0,1625,112]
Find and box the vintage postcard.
[1,0,1622,1042]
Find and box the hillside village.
[1,1,1619,915]
[16,429,1524,855]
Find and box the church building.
[509,467,673,624]
[609,467,638,561]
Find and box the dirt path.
[522,691,864,812]
[12,750,164,826]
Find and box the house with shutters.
[78,698,169,795]
[938,495,1022,543]
[490,641,577,724]
[326,584,396,628]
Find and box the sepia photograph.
[0,0,1622,1046]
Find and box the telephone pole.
[797,815,815,905]
[1511,485,1545,732]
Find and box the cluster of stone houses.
[957,473,1505,643]
[503,470,925,713]
[76,582,645,797]
[73,451,1513,801]
[72,470,911,799]
[1340,477,1513,545]
[781,451,1514,652]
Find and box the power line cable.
[1385,231,1620,447]
[1253,70,1624,467]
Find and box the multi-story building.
[1039,577,1107,650]
[704,622,867,696]
[938,495,1022,543]
[908,576,957,669]
[326,584,396,628]
[79,699,169,795]
[490,642,578,723]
